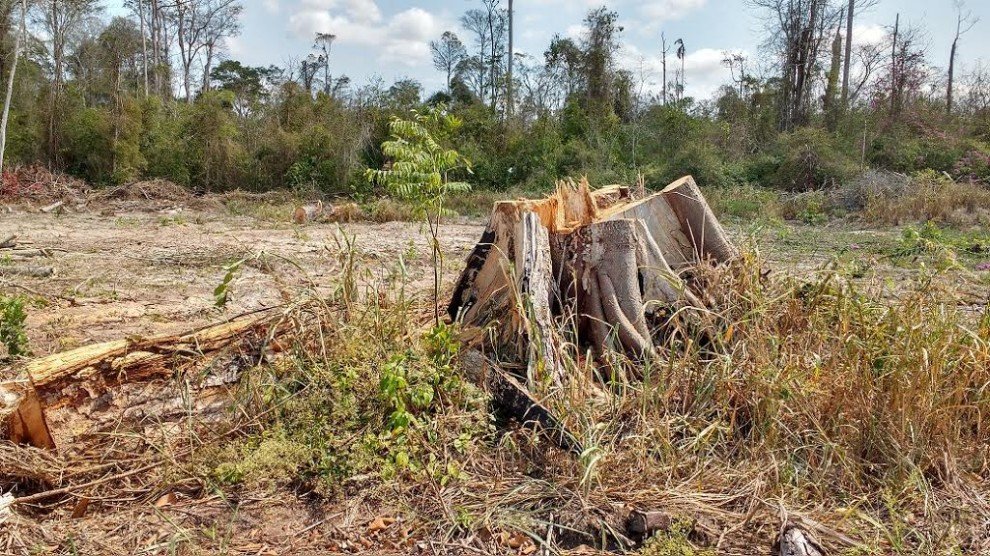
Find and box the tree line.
[0,0,986,195]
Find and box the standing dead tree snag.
[449,176,736,385]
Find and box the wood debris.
[2,309,288,450]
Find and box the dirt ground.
[1,204,486,356]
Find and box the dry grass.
[838,170,990,227]
[3,223,989,555]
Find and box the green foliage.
[367,105,472,212]
[769,128,859,191]
[367,105,472,321]
[636,521,715,556]
[214,259,245,309]
[212,430,312,489]
[0,295,30,358]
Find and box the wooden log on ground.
[40,201,63,215]
[1,309,285,450]
[0,265,54,278]
[292,201,324,224]
[0,235,15,249]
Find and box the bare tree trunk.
[841,0,853,107]
[0,0,26,174]
[139,0,149,97]
[890,13,899,113]
[947,36,957,114]
[946,5,977,115]
[506,0,513,117]
[661,33,668,105]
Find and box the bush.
[769,128,859,191]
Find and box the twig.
[12,459,166,506]
[0,279,77,304]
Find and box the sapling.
[367,105,472,324]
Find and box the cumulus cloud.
[640,0,707,22]
[263,0,280,13]
[288,0,442,66]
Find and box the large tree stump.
[449,176,735,381]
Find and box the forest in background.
[0,0,987,198]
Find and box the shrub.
[0,295,29,358]
[707,183,780,221]
[769,128,858,191]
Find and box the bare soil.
[0,204,485,356]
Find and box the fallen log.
[0,235,15,249]
[449,176,735,380]
[1,308,286,449]
[0,265,54,278]
[40,201,63,215]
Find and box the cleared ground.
[1,204,484,355]
[3,202,987,355]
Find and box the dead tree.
[947,1,978,115]
[449,176,735,386]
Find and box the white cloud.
[343,0,382,24]
[225,36,244,57]
[288,1,442,67]
[852,23,887,46]
[639,0,707,27]
[621,43,747,100]
[262,0,280,13]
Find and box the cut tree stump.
[1,309,286,450]
[449,176,735,381]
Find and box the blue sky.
[122,0,990,100]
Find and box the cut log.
[0,235,15,249]
[626,510,675,541]
[449,175,735,384]
[293,201,324,224]
[2,309,285,449]
[0,265,53,278]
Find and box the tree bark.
[841,0,853,107]
[0,0,25,174]
[2,310,285,449]
[450,176,735,384]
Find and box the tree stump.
[449,176,735,382]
